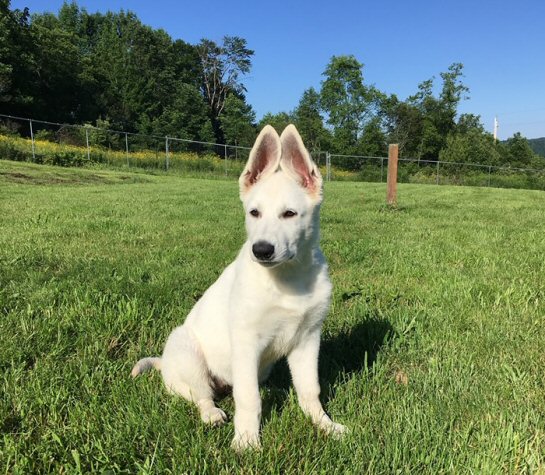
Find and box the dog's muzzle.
[252,240,275,261]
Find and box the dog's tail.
[131,357,162,378]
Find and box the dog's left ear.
[239,125,281,197]
[280,124,322,199]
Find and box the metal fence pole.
[488,165,492,187]
[326,152,331,181]
[125,132,129,167]
[224,144,228,175]
[165,136,169,171]
[29,119,36,162]
[85,128,90,162]
[381,157,384,183]
[436,161,440,185]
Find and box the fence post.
[165,136,169,171]
[488,165,492,187]
[381,157,384,183]
[326,152,331,181]
[224,144,228,175]
[387,144,399,206]
[29,119,36,162]
[125,133,129,167]
[436,161,440,185]
[85,128,90,162]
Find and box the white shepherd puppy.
[132,124,347,450]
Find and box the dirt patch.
[0,170,150,185]
[3,172,32,180]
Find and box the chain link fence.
[0,113,251,178]
[1,113,544,190]
[326,153,545,190]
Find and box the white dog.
[132,124,346,450]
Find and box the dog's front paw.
[200,407,228,426]
[321,420,349,439]
[231,432,261,452]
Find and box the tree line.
[1,0,542,168]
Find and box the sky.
[11,0,545,139]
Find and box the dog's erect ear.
[239,125,281,196]
[279,124,322,198]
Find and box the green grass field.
[1,160,544,473]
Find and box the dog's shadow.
[263,317,394,417]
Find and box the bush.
[0,139,27,161]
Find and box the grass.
[1,159,545,473]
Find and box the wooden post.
[387,144,398,206]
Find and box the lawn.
[1,160,544,473]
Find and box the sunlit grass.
[1,161,544,473]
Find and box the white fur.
[132,124,347,450]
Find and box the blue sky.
[12,0,545,139]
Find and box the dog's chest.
[260,290,328,361]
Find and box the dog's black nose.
[252,241,275,260]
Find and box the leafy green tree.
[320,55,375,153]
[358,117,387,156]
[438,63,469,135]
[221,94,256,147]
[257,112,292,134]
[171,39,202,90]
[29,13,85,122]
[293,87,330,152]
[90,11,177,130]
[439,130,500,166]
[381,94,423,157]
[142,83,213,142]
[502,132,537,167]
[198,36,253,141]
[456,113,485,135]
[407,63,469,159]
[0,1,35,117]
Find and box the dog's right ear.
[239,125,281,197]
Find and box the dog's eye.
[282,210,297,218]
[249,209,260,218]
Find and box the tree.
[29,13,85,122]
[198,36,253,141]
[90,11,179,130]
[320,55,378,154]
[257,112,292,135]
[293,87,330,152]
[170,39,201,90]
[381,94,423,157]
[456,113,484,135]
[358,117,387,156]
[438,63,469,136]
[502,133,537,167]
[0,1,35,117]
[221,94,256,147]
[411,63,469,160]
[439,130,500,166]
[143,83,214,142]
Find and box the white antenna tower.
[493,116,499,143]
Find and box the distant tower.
[493,117,499,143]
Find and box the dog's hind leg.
[161,326,227,425]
